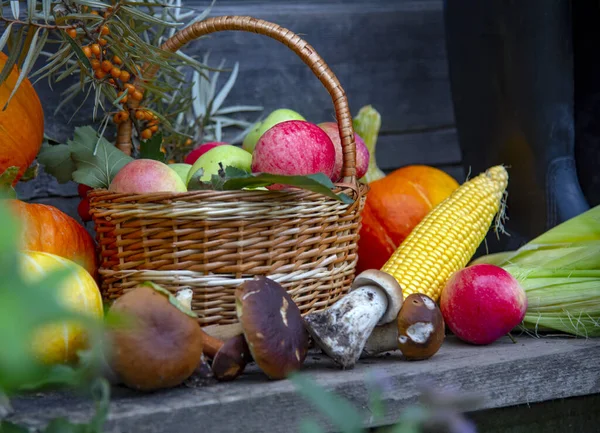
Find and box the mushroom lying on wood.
[175,290,252,382]
[303,270,404,368]
[362,293,445,360]
[108,283,204,391]
[235,276,309,380]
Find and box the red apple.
[109,159,187,193]
[184,142,228,165]
[251,120,336,184]
[78,183,93,198]
[440,264,528,345]
[318,122,370,182]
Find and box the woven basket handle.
[116,15,358,184]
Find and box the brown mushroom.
[397,293,445,360]
[304,270,403,368]
[108,283,203,391]
[201,332,252,382]
[235,276,309,380]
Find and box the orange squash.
[0,52,45,184]
[8,200,98,278]
[356,165,460,273]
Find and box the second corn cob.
[381,165,509,302]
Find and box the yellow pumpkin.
[19,251,104,365]
[0,52,45,184]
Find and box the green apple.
[242,108,306,153]
[187,145,252,184]
[168,163,193,185]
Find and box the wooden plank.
[7,337,600,432]
[34,0,453,142]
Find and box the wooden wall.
[16,0,461,223]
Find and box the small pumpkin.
[19,251,104,364]
[9,200,98,278]
[0,52,45,185]
[357,165,460,273]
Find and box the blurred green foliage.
[0,197,109,432]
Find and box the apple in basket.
[251,120,336,188]
[109,159,187,193]
[318,122,370,182]
[242,108,306,154]
[187,144,253,184]
[184,141,228,165]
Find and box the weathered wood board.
[7,336,600,433]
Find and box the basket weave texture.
[90,16,367,326]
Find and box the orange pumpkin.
[0,52,45,184]
[8,200,98,278]
[356,165,460,273]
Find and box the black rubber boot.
[444,0,589,253]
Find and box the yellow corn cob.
[381,165,509,302]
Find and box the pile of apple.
[107,108,371,195]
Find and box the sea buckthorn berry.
[150,125,159,133]
[82,46,92,58]
[147,120,158,127]
[101,60,112,72]
[91,44,101,57]
[98,38,108,47]
[117,91,128,104]
[113,112,123,123]
[90,10,99,16]
[90,59,101,70]
[119,110,130,121]
[108,78,116,85]
[132,90,144,101]
[124,83,136,94]
[67,28,77,38]
[95,69,106,79]
[100,25,110,35]
[119,70,130,82]
[141,129,153,140]
[143,111,154,120]
[110,67,121,78]
[134,110,145,120]
[185,138,193,146]
[112,55,122,65]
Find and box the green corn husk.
[353,105,386,183]
[473,205,600,337]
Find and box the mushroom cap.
[211,334,252,382]
[351,270,404,325]
[235,276,308,380]
[109,285,204,391]
[397,293,445,360]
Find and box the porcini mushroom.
[108,283,203,391]
[201,332,251,382]
[397,293,445,360]
[304,270,403,368]
[235,276,309,380]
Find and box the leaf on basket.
[38,126,134,189]
[139,132,166,162]
[187,165,354,203]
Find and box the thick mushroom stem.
[304,285,388,368]
[304,269,403,369]
[361,321,399,356]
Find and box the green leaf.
[0,421,30,433]
[37,143,77,184]
[64,34,92,70]
[139,132,165,162]
[69,126,134,188]
[224,168,354,204]
[0,26,24,88]
[299,419,327,433]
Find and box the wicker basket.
[89,15,368,327]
